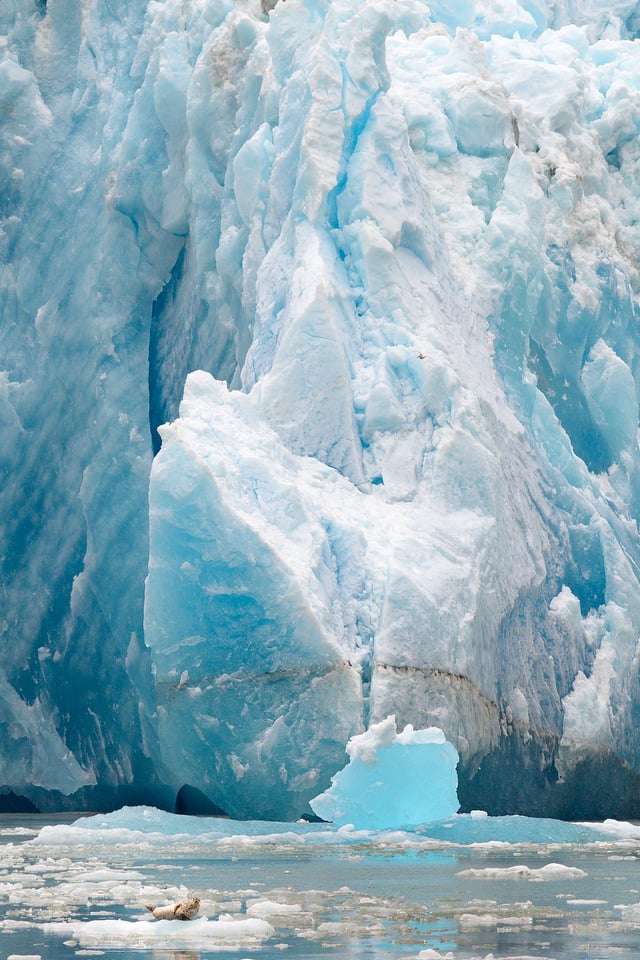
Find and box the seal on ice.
[145,896,201,920]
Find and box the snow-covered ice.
[42,915,275,950]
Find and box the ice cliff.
[3,0,640,819]
[309,716,460,828]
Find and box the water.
[1,808,640,959]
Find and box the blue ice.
[310,715,460,829]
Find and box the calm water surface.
[1,810,640,959]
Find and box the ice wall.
[0,0,170,809]
[309,716,460,828]
[3,0,640,818]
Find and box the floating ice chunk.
[615,901,640,921]
[417,951,455,960]
[424,813,614,844]
[457,862,587,880]
[594,819,640,840]
[309,715,459,829]
[567,898,608,905]
[459,912,533,927]
[41,916,274,950]
[246,898,303,918]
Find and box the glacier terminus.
[3,0,640,821]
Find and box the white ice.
[41,915,274,950]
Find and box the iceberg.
[3,0,640,820]
[309,715,460,828]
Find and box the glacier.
[3,0,640,820]
[5,805,639,959]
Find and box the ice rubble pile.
[3,0,640,818]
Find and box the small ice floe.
[416,951,455,959]
[245,898,303,918]
[459,912,533,927]
[614,901,640,921]
[457,863,586,881]
[40,915,274,950]
[145,895,200,920]
[566,898,607,905]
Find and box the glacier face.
[3,0,640,818]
